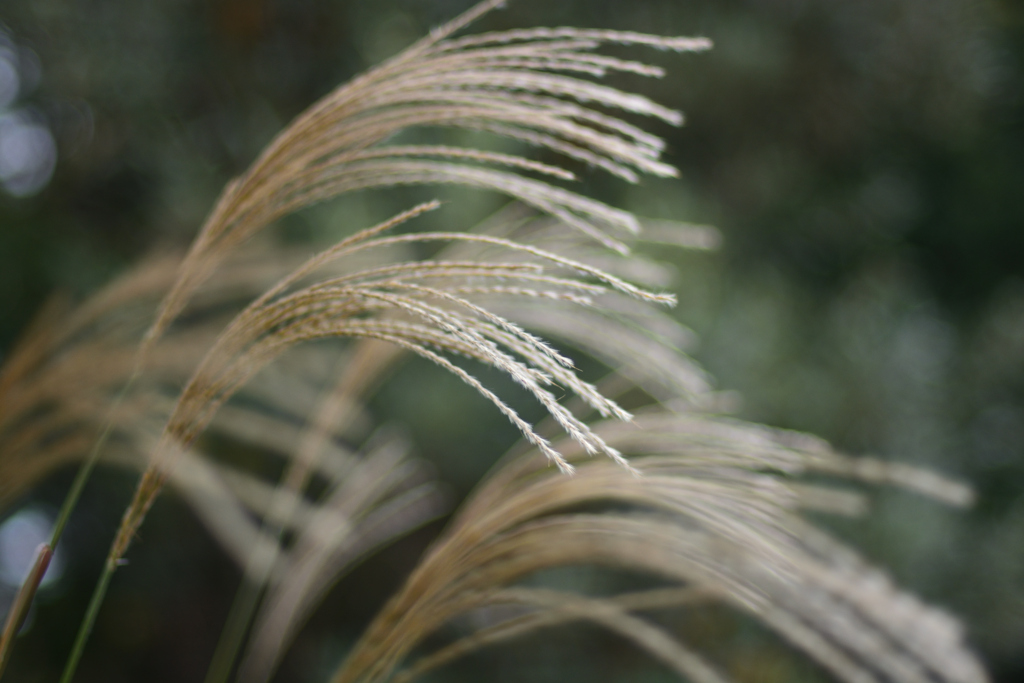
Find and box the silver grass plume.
[0,243,445,580]
[234,210,984,683]
[108,0,713,570]
[0,2,988,683]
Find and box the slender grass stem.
[0,544,52,680]
[204,353,353,683]
[59,555,118,683]
[54,365,143,683]
[0,367,141,682]
[51,369,141,546]
[203,577,267,683]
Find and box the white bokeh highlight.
[0,508,64,589]
[0,27,55,198]
[0,48,19,109]
[0,111,56,196]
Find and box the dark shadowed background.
[0,1,1022,682]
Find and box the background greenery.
[0,0,1022,681]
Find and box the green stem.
[0,368,141,683]
[203,353,356,683]
[203,578,266,683]
[50,369,140,546]
[59,555,118,683]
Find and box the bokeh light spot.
[0,111,57,197]
[0,508,64,590]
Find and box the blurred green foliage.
[1,0,1023,681]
